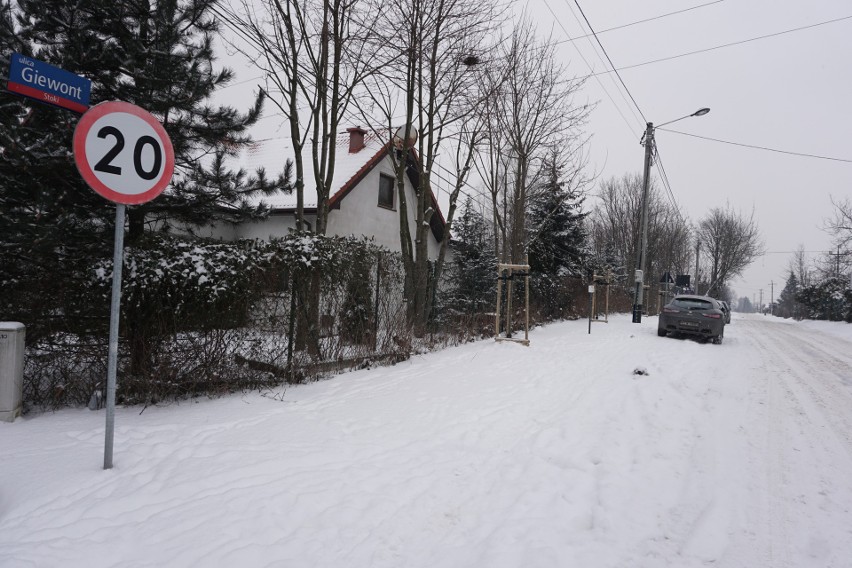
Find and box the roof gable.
[242,129,446,241]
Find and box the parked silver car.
[658,295,726,344]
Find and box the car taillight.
[702,313,721,319]
[663,307,679,313]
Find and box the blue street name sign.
[6,53,91,113]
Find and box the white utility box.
[0,322,25,422]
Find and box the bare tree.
[697,205,765,298]
[823,197,852,277]
[589,174,644,279]
[787,244,813,289]
[219,0,377,358]
[220,0,373,233]
[589,173,692,296]
[354,0,503,329]
[826,196,852,248]
[476,18,591,265]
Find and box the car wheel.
[712,334,723,345]
[657,328,667,337]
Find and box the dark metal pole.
[373,254,381,351]
[633,122,654,323]
[695,238,700,294]
[588,287,593,334]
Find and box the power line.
[658,128,852,163]
[564,1,696,228]
[558,0,645,126]
[541,0,642,134]
[572,0,647,123]
[590,14,852,75]
[432,161,495,213]
[653,145,688,224]
[564,2,687,231]
[762,250,838,254]
[218,75,264,91]
[556,0,726,43]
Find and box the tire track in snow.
[767,324,852,457]
[740,317,852,566]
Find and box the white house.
[199,127,446,258]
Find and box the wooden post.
[373,254,382,351]
[506,266,513,338]
[495,261,531,346]
[592,282,597,319]
[495,265,503,338]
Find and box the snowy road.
[2,314,852,567]
[735,317,852,567]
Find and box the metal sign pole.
[104,203,125,470]
[74,101,173,470]
[588,285,595,334]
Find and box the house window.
[378,174,395,210]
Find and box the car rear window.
[672,298,714,310]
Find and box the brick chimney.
[347,126,367,153]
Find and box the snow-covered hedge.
[24,233,409,408]
[93,236,265,330]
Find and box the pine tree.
[1,2,113,340]
[440,198,494,317]
[775,271,801,319]
[797,276,850,322]
[527,155,588,278]
[1,0,291,340]
[526,154,589,318]
[736,296,754,313]
[14,0,291,237]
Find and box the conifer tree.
[1,0,290,340]
[797,276,851,322]
[527,155,589,278]
[526,153,589,318]
[441,198,494,316]
[775,271,801,319]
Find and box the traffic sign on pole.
[72,101,173,469]
[73,101,174,205]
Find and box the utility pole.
[759,289,764,314]
[769,281,775,315]
[631,108,709,322]
[837,245,841,277]
[829,244,843,277]
[632,121,654,323]
[752,293,756,312]
[694,238,700,294]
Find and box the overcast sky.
[523,0,852,302]
[219,0,852,304]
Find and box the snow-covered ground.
[3,312,852,567]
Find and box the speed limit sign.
[73,101,174,204]
[72,101,175,469]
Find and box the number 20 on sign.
[73,101,174,205]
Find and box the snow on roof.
[240,128,390,210]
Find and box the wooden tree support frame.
[591,269,613,324]
[495,259,530,346]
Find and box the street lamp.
[632,107,710,324]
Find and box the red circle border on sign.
[73,101,175,205]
